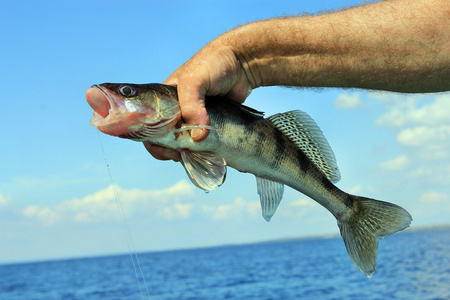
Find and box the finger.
[177,79,211,142]
[143,142,181,162]
[163,73,179,86]
[163,62,186,86]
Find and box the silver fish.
[86,83,412,276]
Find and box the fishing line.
[96,130,150,299]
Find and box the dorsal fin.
[268,110,341,183]
[240,104,265,118]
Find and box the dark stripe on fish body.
[319,176,353,208]
[343,195,354,208]
[296,148,312,175]
[320,176,337,192]
[251,125,267,157]
[273,126,287,158]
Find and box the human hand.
[144,41,255,161]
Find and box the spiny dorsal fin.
[268,110,341,183]
[240,104,265,118]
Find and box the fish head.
[86,83,181,140]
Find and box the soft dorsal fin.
[268,110,341,183]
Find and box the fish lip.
[91,84,110,103]
[88,85,123,126]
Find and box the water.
[1,227,449,300]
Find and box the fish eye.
[119,85,136,97]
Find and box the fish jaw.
[86,85,180,140]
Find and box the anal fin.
[256,177,285,222]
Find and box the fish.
[86,83,412,276]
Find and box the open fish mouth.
[86,85,154,125]
[86,84,181,139]
[86,85,154,137]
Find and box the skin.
[145,0,450,161]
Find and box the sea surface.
[1,227,449,300]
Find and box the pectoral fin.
[181,151,227,191]
[256,177,285,222]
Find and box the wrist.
[213,21,278,90]
[213,18,326,89]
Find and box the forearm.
[217,0,450,93]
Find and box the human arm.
[230,0,449,93]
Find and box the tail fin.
[338,196,412,277]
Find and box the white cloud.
[335,93,363,109]
[288,199,315,208]
[409,167,430,178]
[274,197,322,221]
[372,93,450,185]
[212,204,234,220]
[23,205,58,226]
[20,181,283,225]
[376,94,450,128]
[246,201,261,217]
[380,155,409,171]
[162,203,193,220]
[397,126,450,147]
[420,192,449,203]
[202,198,260,221]
[0,193,9,209]
[23,180,195,225]
[200,196,325,223]
[347,185,363,195]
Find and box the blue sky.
[1,0,449,264]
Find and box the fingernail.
[191,128,203,139]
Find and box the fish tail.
[337,195,412,276]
